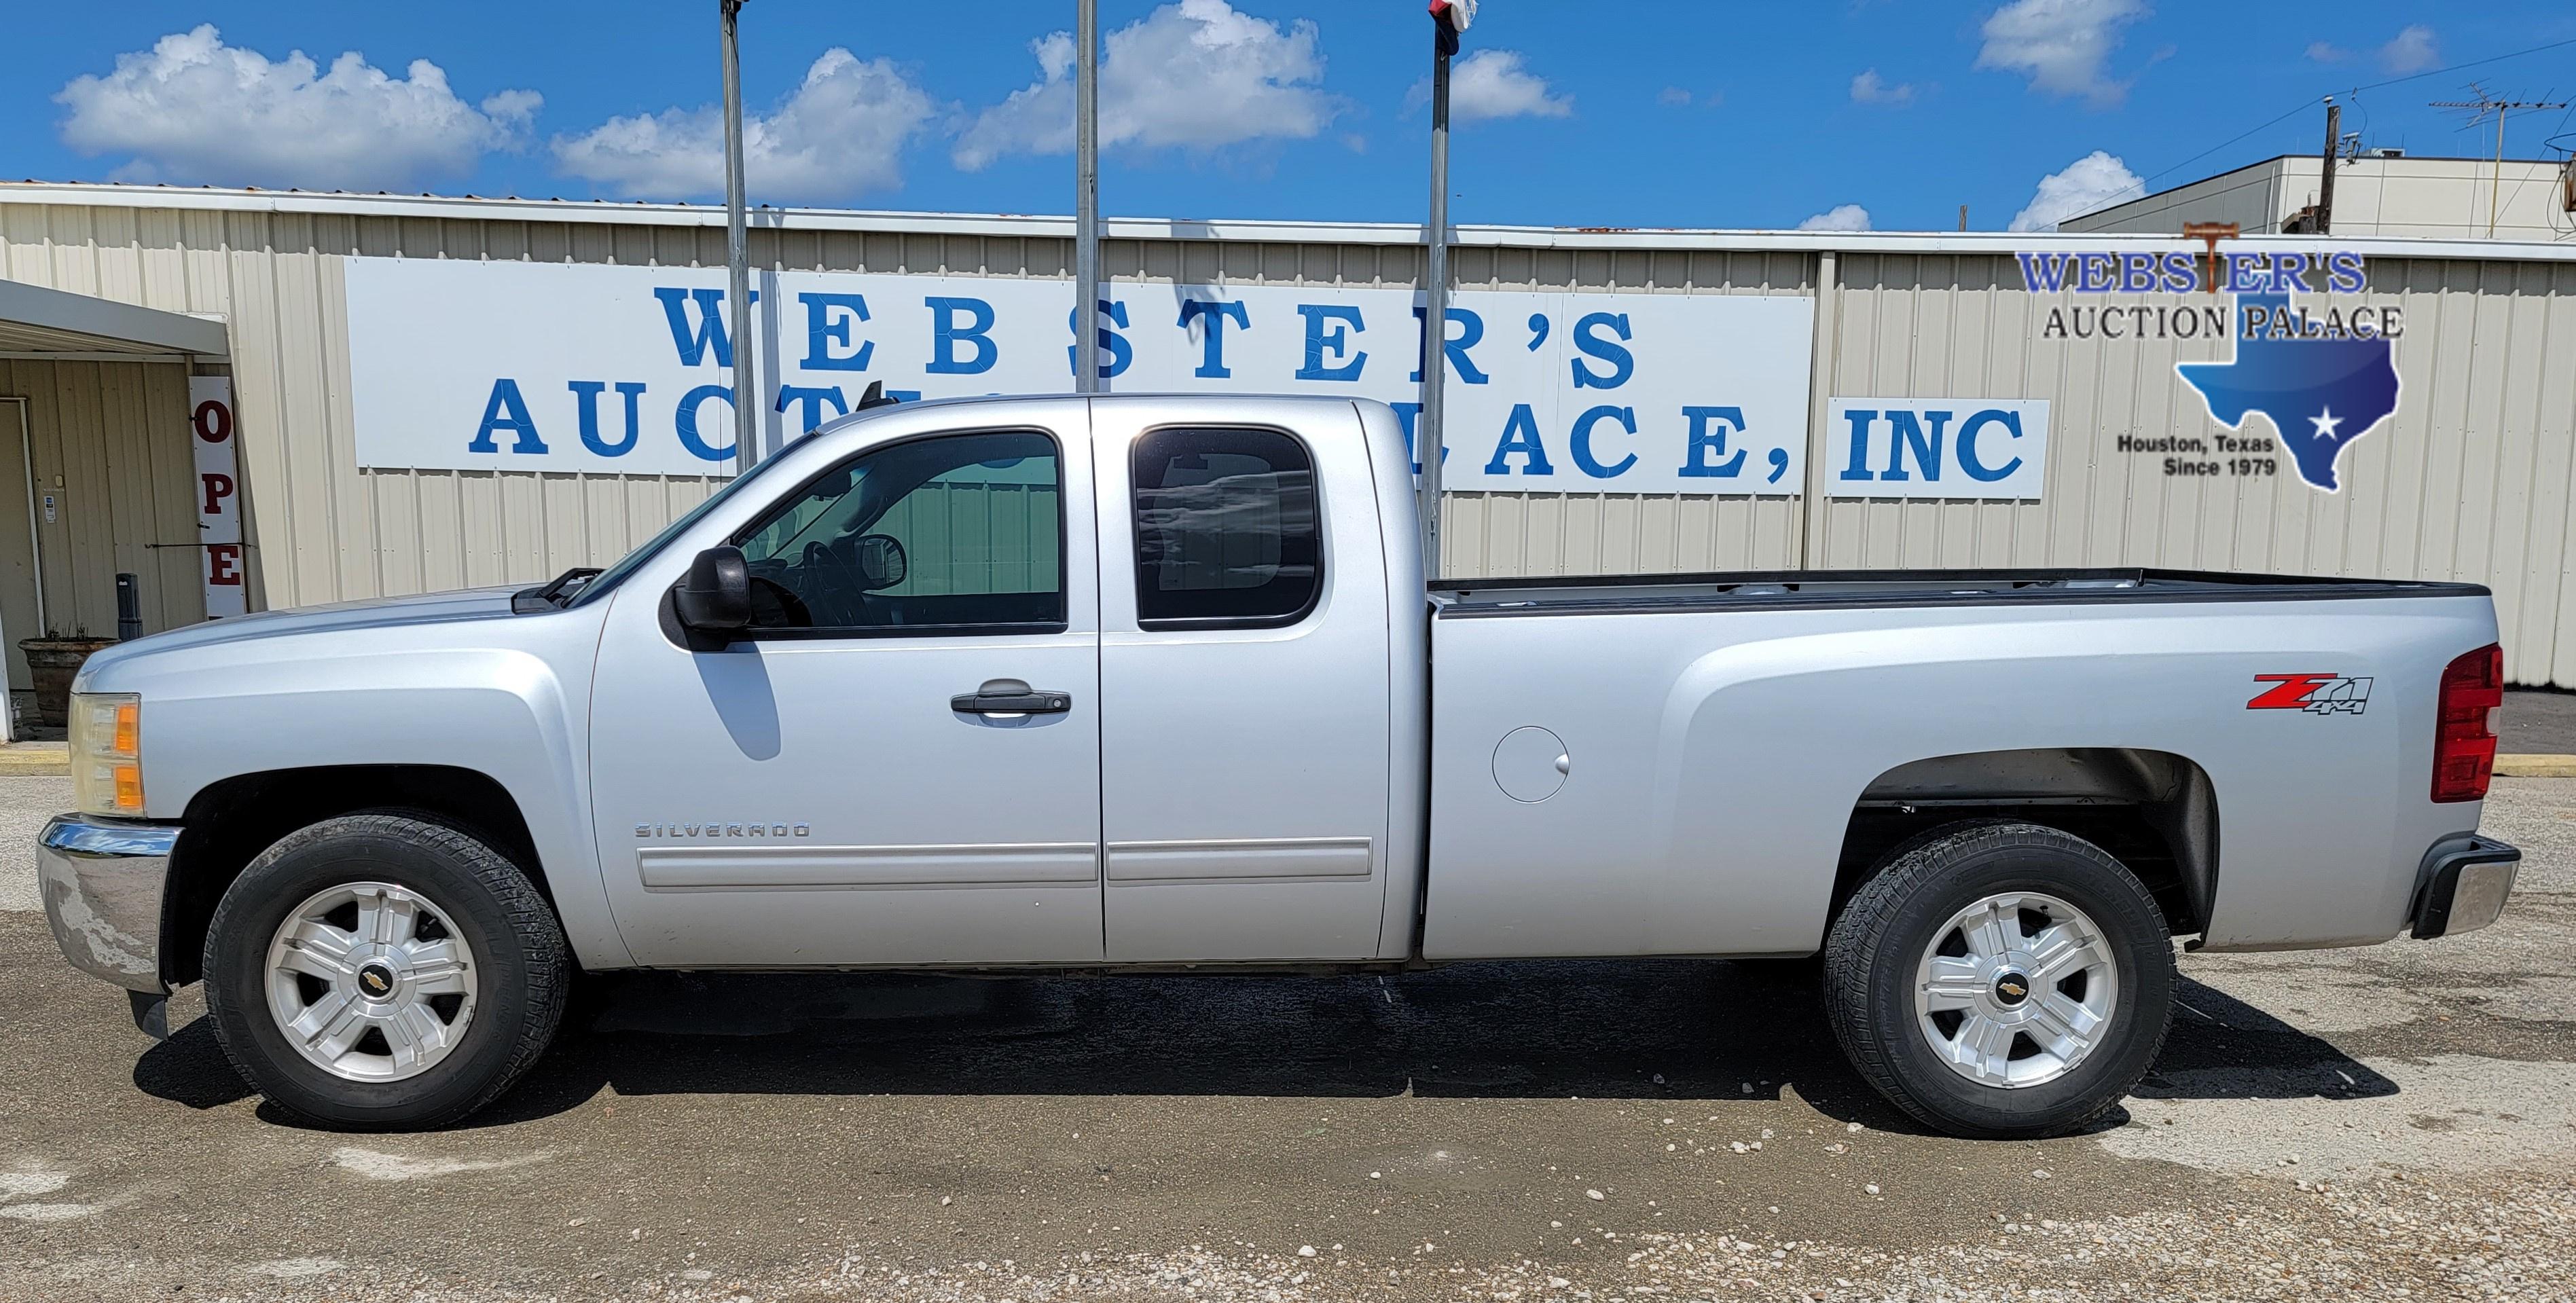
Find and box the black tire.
[202,813,568,1130]
[1821,822,2174,1139]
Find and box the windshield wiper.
[511,567,604,613]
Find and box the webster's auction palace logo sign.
[2017,232,2402,493]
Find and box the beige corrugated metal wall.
[1804,252,2576,685]
[4,192,2573,682]
[0,361,202,655]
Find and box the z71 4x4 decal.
[2249,673,2373,715]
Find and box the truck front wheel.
[201,813,568,1130]
[1821,822,2174,1139]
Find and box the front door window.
[736,430,1064,634]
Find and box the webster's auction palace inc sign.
[344,257,1815,494]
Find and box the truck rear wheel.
[202,813,568,1130]
[1821,822,2173,1139]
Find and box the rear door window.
[1129,427,1322,629]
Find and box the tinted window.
[736,430,1064,633]
[1131,427,1320,627]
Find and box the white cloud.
[2380,24,2439,74]
[2008,149,2143,232]
[1975,0,2147,106]
[1657,86,1694,107]
[954,0,1336,170]
[53,24,537,190]
[553,49,935,203]
[1850,69,1917,105]
[1409,50,1574,123]
[2305,40,2351,63]
[1798,204,1873,232]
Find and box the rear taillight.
[2432,643,2504,803]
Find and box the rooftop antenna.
[2431,84,2569,236]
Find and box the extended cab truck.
[39,394,2522,1137]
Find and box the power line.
[2343,35,2576,98]
[2084,33,2576,212]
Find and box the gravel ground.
[1,778,2571,1302]
[0,776,67,913]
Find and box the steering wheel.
[801,538,869,625]
[746,576,812,628]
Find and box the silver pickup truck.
[40,393,2520,1138]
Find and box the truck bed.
[1420,564,2499,961]
[1430,568,2490,618]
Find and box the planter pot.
[18,638,119,730]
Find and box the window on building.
[1129,426,1321,628]
[736,430,1064,634]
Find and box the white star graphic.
[2309,407,2344,439]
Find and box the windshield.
[566,450,805,608]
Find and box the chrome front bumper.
[37,814,177,993]
[2412,835,2520,940]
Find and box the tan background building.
[2065,153,2576,241]
[0,275,228,703]
[4,182,2575,686]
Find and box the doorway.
[0,397,43,710]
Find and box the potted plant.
[18,630,120,729]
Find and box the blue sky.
[5,2,2573,233]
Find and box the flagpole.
[720,0,755,471]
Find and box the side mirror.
[852,534,908,591]
[674,545,752,631]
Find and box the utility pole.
[2432,88,2569,237]
[2315,97,2338,235]
[1420,0,1474,579]
[1072,0,1102,394]
[720,0,754,472]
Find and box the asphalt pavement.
[2503,689,2576,756]
[2,777,2572,1302]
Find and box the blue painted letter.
[655,287,752,367]
[1296,305,1368,382]
[1679,405,1748,478]
[926,297,998,375]
[1570,312,1635,390]
[1392,401,1446,475]
[568,380,644,457]
[1838,408,1879,482]
[1484,403,1555,477]
[1179,299,1250,378]
[1570,405,1638,479]
[1957,409,2025,481]
[799,293,873,371]
[1881,409,1951,482]
[1067,300,1133,380]
[674,384,736,462]
[1409,307,1489,385]
[776,384,849,434]
[469,378,547,454]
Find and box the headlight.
[71,692,144,817]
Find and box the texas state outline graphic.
[2173,291,2401,492]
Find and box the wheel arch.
[1830,747,2221,940]
[161,765,547,987]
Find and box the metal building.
[4,181,2575,689]
[2065,153,2576,241]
